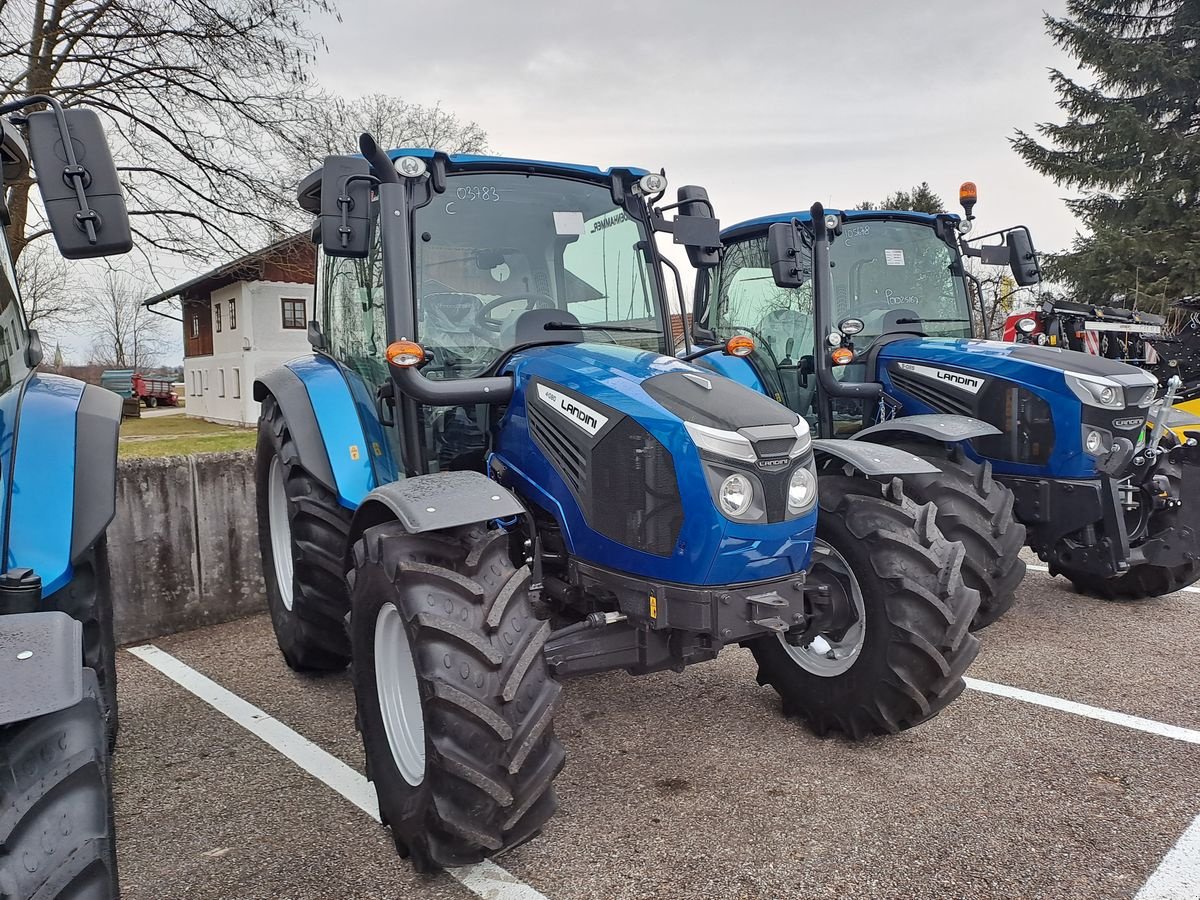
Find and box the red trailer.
[132,372,179,408]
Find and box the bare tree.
[301,93,489,162]
[14,241,76,333]
[0,0,338,264]
[88,272,166,368]
[966,259,1036,339]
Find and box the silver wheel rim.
[780,539,867,677]
[268,456,295,612]
[375,602,426,786]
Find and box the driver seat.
[501,308,583,348]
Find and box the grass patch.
[118,413,256,458]
[119,430,257,459]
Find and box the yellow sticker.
[649,594,658,619]
[372,441,383,457]
[349,445,361,461]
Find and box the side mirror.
[767,221,806,288]
[673,185,720,269]
[1007,227,1040,286]
[319,155,373,259]
[26,108,131,259]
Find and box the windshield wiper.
[544,322,663,334]
[893,317,971,324]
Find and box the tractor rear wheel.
[350,521,565,872]
[256,393,352,671]
[749,474,981,739]
[0,670,119,899]
[1057,434,1200,599]
[44,539,118,751]
[888,441,1026,629]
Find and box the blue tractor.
[689,191,1198,622]
[0,97,132,898]
[254,138,981,870]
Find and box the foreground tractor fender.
[0,612,83,726]
[347,472,527,554]
[810,438,940,476]
[254,356,386,509]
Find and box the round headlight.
[838,317,865,336]
[788,466,816,512]
[1099,386,1117,405]
[718,473,753,517]
[1016,317,1037,334]
[639,173,667,195]
[824,213,840,232]
[957,219,973,236]
[1085,430,1104,454]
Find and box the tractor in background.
[254,139,981,870]
[690,187,1199,607]
[0,96,132,899]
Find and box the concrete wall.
[109,450,265,644]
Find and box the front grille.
[528,401,585,493]
[590,418,682,556]
[889,370,975,417]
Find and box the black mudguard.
[253,364,338,494]
[0,611,83,726]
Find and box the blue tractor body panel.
[281,355,383,509]
[875,338,1098,478]
[692,352,767,393]
[491,343,816,586]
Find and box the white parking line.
[1025,564,1200,596]
[964,677,1200,745]
[126,644,550,900]
[1137,813,1200,900]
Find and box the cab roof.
[383,147,650,181]
[721,208,959,242]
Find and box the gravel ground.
[113,567,1200,900]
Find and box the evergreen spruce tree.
[1014,0,1200,310]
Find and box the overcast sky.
[311,0,1079,250]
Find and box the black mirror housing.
[767,222,806,288]
[319,155,373,259]
[674,185,720,269]
[1007,227,1041,286]
[26,108,131,259]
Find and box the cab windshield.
[711,219,971,364]
[413,173,665,379]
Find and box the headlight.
[718,473,754,517]
[787,464,817,514]
[1016,317,1037,334]
[1065,372,1124,409]
[1085,429,1104,454]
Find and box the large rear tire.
[749,475,981,739]
[1057,435,1200,599]
[256,393,353,671]
[350,521,565,872]
[44,540,118,751]
[888,441,1026,630]
[0,670,119,899]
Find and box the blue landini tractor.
[0,96,132,898]
[255,138,980,871]
[689,190,1198,622]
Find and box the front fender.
[0,611,82,726]
[812,438,940,477]
[852,413,1001,445]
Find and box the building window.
[215,302,222,333]
[202,369,209,392]
[229,299,237,329]
[191,315,200,339]
[282,297,306,329]
[218,368,226,397]
[232,367,241,399]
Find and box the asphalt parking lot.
[112,561,1200,900]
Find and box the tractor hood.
[876,337,1159,478]
[489,342,817,586]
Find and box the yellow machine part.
[1168,397,1200,443]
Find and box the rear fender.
[254,355,378,509]
[0,611,82,726]
[812,438,940,477]
[4,376,121,596]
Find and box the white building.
[144,236,315,426]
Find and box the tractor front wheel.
[888,441,1026,629]
[350,521,565,872]
[256,393,352,671]
[749,474,981,739]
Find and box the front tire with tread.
[350,521,565,872]
[750,475,982,739]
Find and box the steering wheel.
[476,292,557,332]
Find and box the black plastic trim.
[0,611,82,726]
[253,364,338,493]
[71,384,122,560]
